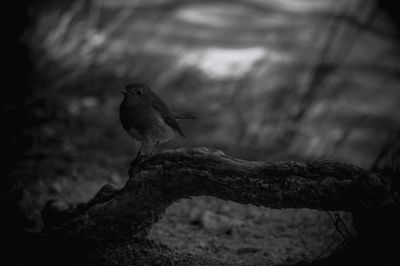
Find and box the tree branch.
[45,147,396,245]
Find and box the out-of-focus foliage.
[26,0,400,165]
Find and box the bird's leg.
[129,142,145,174]
[135,142,144,159]
[150,141,160,155]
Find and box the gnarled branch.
[45,147,396,245]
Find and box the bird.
[119,83,193,157]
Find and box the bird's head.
[121,83,151,103]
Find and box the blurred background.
[3,0,400,264]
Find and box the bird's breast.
[127,126,146,142]
[120,101,176,144]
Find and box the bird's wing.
[161,112,185,138]
[149,92,185,138]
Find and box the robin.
[119,83,193,157]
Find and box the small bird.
[119,83,192,157]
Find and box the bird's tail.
[173,113,197,120]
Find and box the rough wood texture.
[45,147,397,245]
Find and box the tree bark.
[44,147,397,246]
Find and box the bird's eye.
[137,89,143,95]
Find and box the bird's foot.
[129,153,152,176]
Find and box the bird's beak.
[121,90,127,95]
